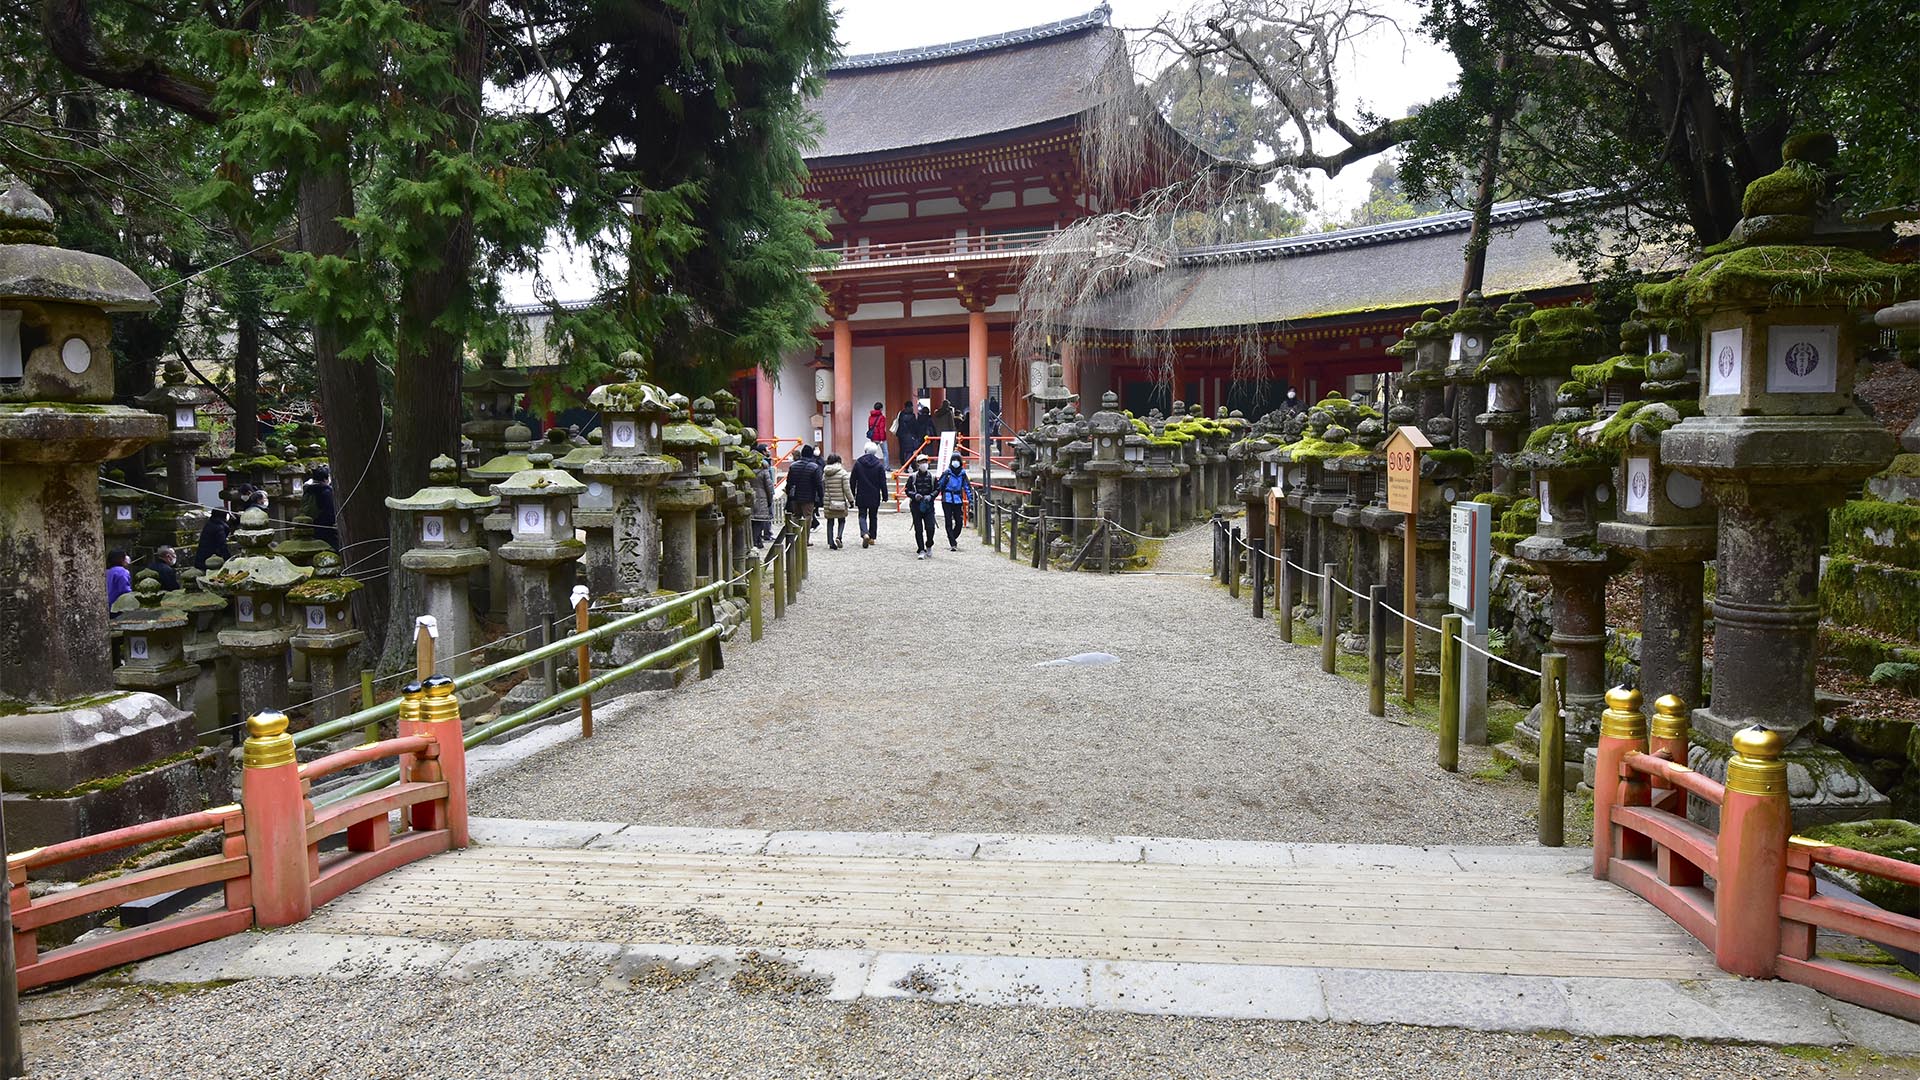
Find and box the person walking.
[785,445,824,545]
[106,549,133,612]
[937,453,973,552]
[303,464,337,548]
[865,403,890,469]
[194,508,233,569]
[750,444,776,547]
[893,399,917,467]
[147,545,181,591]
[905,456,938,559]
[820,453,852,549]
[850,442,889,548]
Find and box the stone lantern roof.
[207,508,311,592]
[469,422,537,482]
[387,455,500,512]
[492,454,587,500]
[0,178,156,312]
[137,359,214,410]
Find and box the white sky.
[504,0,1457,304]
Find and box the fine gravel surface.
[471,515,1540,844]
[26,977,1910,1080]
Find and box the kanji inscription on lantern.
[1767,324,1837,393]
[1707,327,1743,396]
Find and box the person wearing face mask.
[905,455,939,559]
[937,454,973,552]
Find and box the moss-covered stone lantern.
[388,455,497,684]
[112,575,199,710]
[658,394,717,592]
[1644,134,1911,824]
[492,451,586,710]
[467,420,535,622]
[287,551,365,722]
[586,360,676,597]
[273,516,333,566]
[208,507,311,714]
[1442,292,1502,452]
[463,347,533,466]
[136,359,213,546]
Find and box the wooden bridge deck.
[301,840,1725,980]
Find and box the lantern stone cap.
[288,574,363,603]
[388,455,500,511]
[463,361,532,393]
[555,441,602,470]
[469,448,535,482]
[137,360,214,409]
[493,465,586,498]
[208,551,310,592]
[0,178,157,311]
[1875,300,1920,329]
[663,415,718,451]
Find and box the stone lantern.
[287,551,365,723]
[112,576,200,710]
[1443,293,1501,453]
[273,516,334,566]
[136,359,213,546]
[1330,416,1387,651]
[1646,135,1908,823]
[208,507,310,714]
[692,395,734,588]
[1084,392,1135,567]
[556,428,614,595]
[658,395,717,592]
[463,347,533,466]
[388,455,497,686]
[1057,408,1096,551]
[585,361,676,597]
[1398,308,1452,423]
[274,441,305,504]
[492,451,586,710]
[1121,427,1150,534]
[468,420,536,622]
[0,177,231,864]
[164,565,234,738]
[1475,296,1538,495]
[100,473,146,552]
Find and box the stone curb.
[123,932,1920,1052]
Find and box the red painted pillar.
[967,310,989,447]
[408,675,469,847]
[755,367,776,444]
[240,711,313,927]
[1715,726,1789,978]
[832,319,853,459]
[1592,687,1649,880]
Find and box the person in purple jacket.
[106,549,133,613]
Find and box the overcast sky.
[504,0,1458,304]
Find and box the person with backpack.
[865,402,890,468]
[893,399,917,467]
[937,453,973,552]
[850,442,890,548]
[820,453,853,549]
[784,445,824,545]
[750,445,776,547]
[904,456,939,559]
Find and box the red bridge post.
[1715,726,1789,978]
[240,711,313,927]
[412,675,469,848]
[1592,687,1649,880]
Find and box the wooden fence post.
[239,711,311,927]
[1367,585,1386,717]
[1251,538,1266,619]
[1228,527,1242,600]
[1592,686,1650,880]
[748,557,764,642]
[1278,559,1295,643]
[785,537,799,605]
[1319,562,1337,675]
[1035,513,1048,570]
[1537,653,1566,847]
[1438,614,1461,772]
[573,588,592,739]
[1715,725,1789,978]
[771,547,787,620]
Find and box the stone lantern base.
[0,690,228,880]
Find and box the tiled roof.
[807,9,1123,162]
[1069,199,1588,332]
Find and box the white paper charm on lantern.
[1767,325,1838,394]
[518,504,546,534]
[306,605,328,630]
[421,514,445,542]
[174,407,194,429]
[1706,327,1743,397]
[236,596,255,623]
[1537,481,1554,524]
[1624,457,1652,514]
[127,636,149,661]
[610,421,637,448]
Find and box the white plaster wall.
[848,345,887,458]
[913,298,967,318]
[773,348,819,447]
[849,301,904,321]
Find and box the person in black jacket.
[904,455,939,559]
[850,442,890,548]
[193,509,233,570]
[303,465,338,548]
[785,445,824,545]
[893,400,917,466]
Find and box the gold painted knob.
[242,710,295,769]
[1726,724,1788,796]
[1650,694,1690,740]
[1599,685,1648,740]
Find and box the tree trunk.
[375,0,486,675]
[232,312,260,456]
[1459,51,1511,303]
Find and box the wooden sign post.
[1384,426,1431,705]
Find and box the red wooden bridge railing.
[1596,687,1920,1021]
[7,678,465,990]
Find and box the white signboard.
[306,605,328,630]
[1707,327,1743,396]
[126,636,149,661]
[1624,457,1653,514]
[936,430,957,466]
[609,420,637,448]
[1447,502,1491,632]
[116,504,134,521]
[1767,324,1838,394]
[517,504,546,534]
[1537,480,1553,524]
[235,595,255,623]
[174,407,194,429]
[421,514,445,543]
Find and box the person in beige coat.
[820,454,853,549]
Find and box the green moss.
[1821,556,1920,638]
[1740,159,1822,217]
[0,690,127,717]
[1570,353,1649,391]
[1499,497,1540,535]
[1884,454,1920,479]
[28,747,203,800]
[1591,398,1700,452]
[1472,493,1513,513]
[1422,448,1483,472]
[1798,819,1920,916]
[1284,436,1369,463]
[1638,244,1914,317]
[286,576,365,603]
[1822,625,1920,678]
[1831,498,1920,565]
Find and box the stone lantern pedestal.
[136,359,213,546]
[112,577,200,710]
[389,456,497,702]
[585,369,675,597]
[0,178,226,869]
[166,567,235,740]
[209,508,309,714]
[493,455,586,710]
[467,422,536,623]
[288,552,365,723]
[659,397,716,593]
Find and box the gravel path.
[471,516,1540,844]
[27,978,1905,1080]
